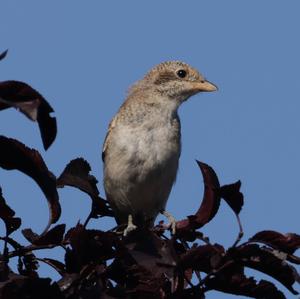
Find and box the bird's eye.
[176,69,187,78]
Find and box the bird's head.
[142,61,217,103]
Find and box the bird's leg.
[160,210,176,234]
[123,214,137,236]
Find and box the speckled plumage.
[102,61,217,230]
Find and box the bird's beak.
[191,80,218,92]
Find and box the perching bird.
[102,61,217,235]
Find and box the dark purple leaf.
[57,158,113,218]
[232,244,299,294]
[38,258,65,276]
[108,233,197,296]
[65,224,117,273]
[0,187,21,235]
[249,230,300,254]
[0,236,23,251]
[127,231,177,279]
[0,81,57,149]
[0,260,9,281]
[0,49,8,61]
[21,229,40,244]
[108,260,168,297]
[22,224,65,246]
[56,273,81,297]
[0,137,61,234]
[219,180,244,215]
[176,161,220,237]
[0,274,64,299]
[193,161,221,225]
[287,255,300,265]
[126,265,167,297]
[179,244,224,273]
[35,224,65,246]
[18,252,39,278]
[206,274,286,299]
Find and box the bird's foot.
[123,214,137,236]
[161,210,176,235]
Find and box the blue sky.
[1,1,300,298]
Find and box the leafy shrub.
[0,50,299,299]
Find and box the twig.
[7,242,68,258]
[199,260,235,287]
[35,257,65,276]
[83,209,94,228]
[2,232,9,262]
[194,270,202,284]
[180,239,190,250]
[232,214,244,247]
[195,231,211,245]
[183,272,194,288]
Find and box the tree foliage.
[0,50,299,299]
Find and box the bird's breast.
[127,117,180,167]
[103,113,181,224]
[106,115,181,183]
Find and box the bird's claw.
[123,214,137,236]
[123,223,137,236]
[169,220,176,235]
[161,210,176,235]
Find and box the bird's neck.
[145,94,179,113]
[120,94,179,128]
[128,83,182,110]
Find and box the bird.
[102,61,217,236]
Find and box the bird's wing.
[102,116,117,162]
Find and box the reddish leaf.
[287,255,300,265]
[127,231,177,279]
[108,258,169,297]
[219,180,244,215]
[0,274,63,299]
[22,224,65,246]
[176,161,220,236]
[179,244,224,273]
[22,229,40,244]
[232,244,299,295]
[35,224,65,245]
[57,273,80,297]
[18,252,39,278]
[125,264,167,297]
[65,224,117,273]
[0,49,8,61]
[0,260,9,281]
[57,158,113,217]
[0,81,57,149]
[206,274,286,299]
[0,137,61,234]
[0,187,21,235]
[38,258,65,276]
[57,264,107,298]
[193,161,221,225]
[0,236,23,251]
[249,230,300,254]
